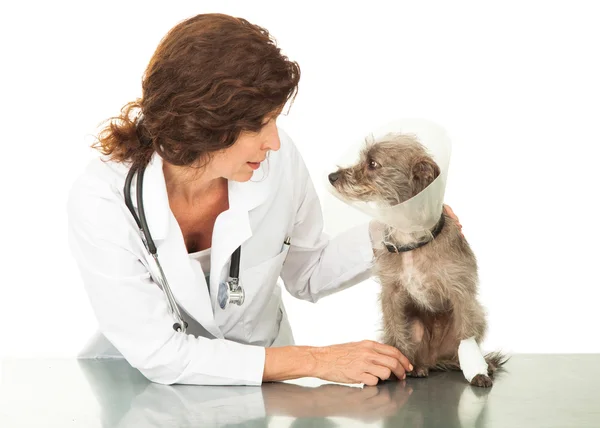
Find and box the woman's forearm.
[263,345,318,382]
[263,340,412,385]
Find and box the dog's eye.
[368,160,380,170]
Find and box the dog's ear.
[411,157,440,192]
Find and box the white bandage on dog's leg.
[458,337,488,382]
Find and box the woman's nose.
[265,136,281,151]
[328,171,340,184]
[262,122,281,151]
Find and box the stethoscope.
[123,161,245,334]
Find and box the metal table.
[1,354,599,427]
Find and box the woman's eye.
[368,160,380,169]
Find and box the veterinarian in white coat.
[67,13,420,387]
[69,124,381,385]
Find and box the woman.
[68,13,461,386]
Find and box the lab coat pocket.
[242,244,290,344]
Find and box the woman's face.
[208,113,281,182]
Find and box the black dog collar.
[383,214,445,253]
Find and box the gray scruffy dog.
[328,133,507,387]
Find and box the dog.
[328,132,506,387]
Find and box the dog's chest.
[398,252,432,308]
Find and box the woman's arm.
[263,340,411,385]
[67,178,266,386]
[278,131,374,302]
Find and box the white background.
[1,0,599,358]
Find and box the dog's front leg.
[452,300,492,388]
[382,316,414,359]
[380,284,416,362]
[458,337,491,387]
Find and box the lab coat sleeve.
[67,179,266,386]
[279,135,375,303]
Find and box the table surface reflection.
[1,354,599,427]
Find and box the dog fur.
[328,133,507,387]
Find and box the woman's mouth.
[247,161,261,170]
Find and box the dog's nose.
[328,171,340,184]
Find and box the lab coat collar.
[140,151,272,336]
[141,151,272,241]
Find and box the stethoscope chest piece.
[218,278,245,309]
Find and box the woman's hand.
[443,204,464,237]
[309,340,413,386]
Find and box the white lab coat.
[67,128,374,386]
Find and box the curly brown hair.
[92,13,300,169]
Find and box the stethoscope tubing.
[124,163,188,332]
[123,161,243,333]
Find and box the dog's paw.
[407,367,429,378]
[470,374,493,388]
